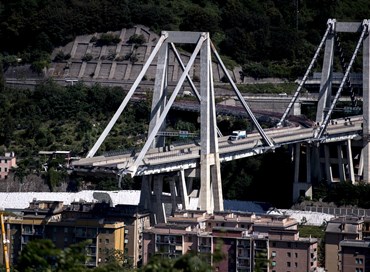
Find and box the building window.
[287,252,291,257]
[295,262,298,267]
[4,159,7,163]
[272,242,276,247]
[105,239,109,244]
[287,262,291,267]
[295,252,298,258]
[271,261,276,267]
[271,251,276,257]
[356,268,364,272]
[356,258,363,264]
[4,167,7,172]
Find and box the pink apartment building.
[0,152,16,179]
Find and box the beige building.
[0,199,150,268]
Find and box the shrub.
[90,36,98,43]
[96,33,121,46]
[115,55,125,61]
[53,51,66,62]
[107,51,116,61]
[31,59,50,74]
[130,53,138,64]
[243,62,270,79]
[81,53,93,62]
[127,34,146,45]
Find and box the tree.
[16,239,91,272]
[16,239,62,272]
[140,252,214,272]
[93,249,134,272]
[13,160,30,192]
[173,253,212,272]
[56,240,91,272]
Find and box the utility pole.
[0,212,10,272]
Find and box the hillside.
[1,0,370,80]
[1,1,370,207]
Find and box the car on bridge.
[228,130,247,141]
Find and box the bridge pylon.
[84,30,272,217]
[280,19,370,184]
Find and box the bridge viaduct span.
[73,19,370,223]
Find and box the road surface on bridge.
[72,115,362,176]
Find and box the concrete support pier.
[363,23,370,182]
[292,143,313,202]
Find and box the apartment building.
[323,216,370,272]
[339,239,370,272]
[142,210,318,272]
[0,152,16,179]
[325,216,364,272]
[269,229,318,272]
[0,199,150,268]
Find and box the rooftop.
[0,190,141,210]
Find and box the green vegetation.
[6,239,217,272]
[12,239,134,272]
[16,239,92,272]
[298,225,325,240]
[0,1,369,79]
[298,225,326,266]
[95,33,121,46]
[312,181,370,208]
[127,34,147,45]
[0,80,150,157]
[236,83,300,95]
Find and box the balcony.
[199,243,211,248]
[237,254,250,259]
[34,230,44,236]
[198,247,211,253]
[75,232,87,238]
[22,229,34,235]
[236,260,250,268]
[86,245,97,257]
